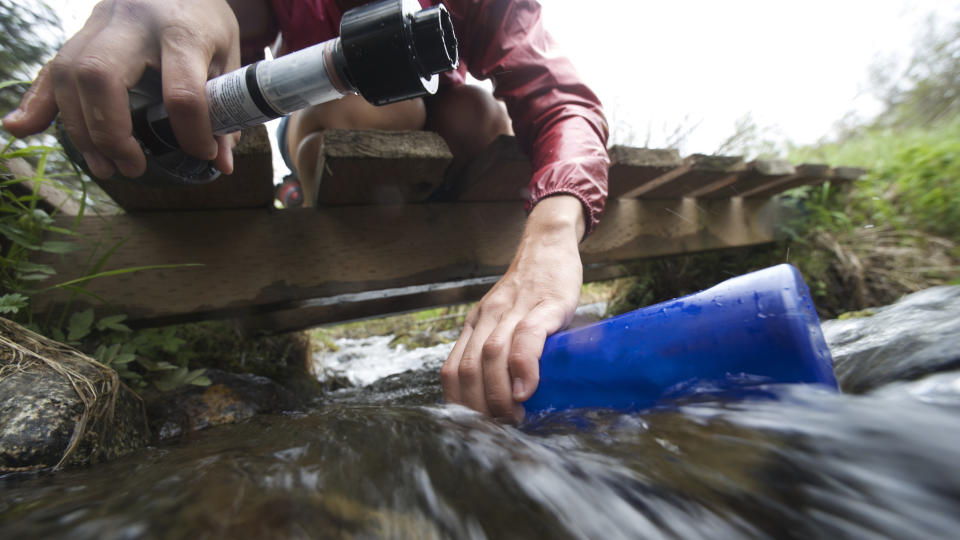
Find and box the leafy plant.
[56,307,210,391]
[2,104,206,392]
[1,141,79,317]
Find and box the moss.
[311,304,471,348]
[387,331,455,350]
[837,309,877,320]
[170,322,321,398]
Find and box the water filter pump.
[59,0,458,186]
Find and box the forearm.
[524,194,586,246]
[444,0,610,234]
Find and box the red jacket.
[266,0,609,233]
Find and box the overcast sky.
[47,0,959,160]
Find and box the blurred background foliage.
[609,16,959,318]
[0,0,60,112]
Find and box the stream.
[2,298,960,539]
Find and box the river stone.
[821,285,960,393]
[144,368,312,439]
[0,319,149,473]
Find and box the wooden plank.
[831,166,867,184]
[607,146,683,198]
[694,159,796,199]
[629,154,747,199]
[4,158,84,216]
[316,129,452,205]
[236,277,499,333]
[236,264,644,333]
[434,135,531,202]
[740,163,831,198]
[35,198,778,328]
[89,125,274,211]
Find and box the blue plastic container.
[524,264,838,414]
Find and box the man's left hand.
[441,195,586,423]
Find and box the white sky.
[47,0,960,159]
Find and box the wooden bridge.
[29,125,862,333]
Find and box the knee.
[426,85,512,159]
[285,94,426,179]
[293,94,426,134]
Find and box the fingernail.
[512,378,525,400]
[116,159,143,179]
[2,109,24,124]
[513,404,526,424]
[82,152,114,179]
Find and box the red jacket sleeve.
[444,0,610,235]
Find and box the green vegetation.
[0,0,59,112]
[609,19,959,318]
[1,136,216,392]
[788,120,960,242]
[310,304,472,353]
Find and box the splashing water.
[3,297,960,539]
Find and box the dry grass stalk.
[0,318,120,469]
[814,226,959,310]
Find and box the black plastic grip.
[339,0,458,106]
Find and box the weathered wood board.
[694,159,796,199]
[23,128,868,331]
[607,146,683,198]
[740,164,832,198]
[315,129,452,205]
[625,154,747,199]
[88,125,275,211]
[36,198,778,329]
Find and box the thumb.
[3,64,59,137]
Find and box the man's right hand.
[1,0,243,178]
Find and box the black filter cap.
[339,0,458,106]
[411,6,458,76]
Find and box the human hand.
[441,195,586,423]
[1,0,242,178]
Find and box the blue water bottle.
[524,264,838,414]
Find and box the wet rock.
[822,286,960,393]
[144,369,313,439]
[331,366,443,407]
[388,330,456,350]
[0,318,148,473]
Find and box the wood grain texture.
[237,264,647,333]
[626,154,747,199]
[832,167,867,183]
[89,125,274,211]
[316,129,452,205]
[35,198,777,328]
[740,163,832,198]
[607,146,683,198]
[694,159,796,199]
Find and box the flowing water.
[2,306,960,538]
